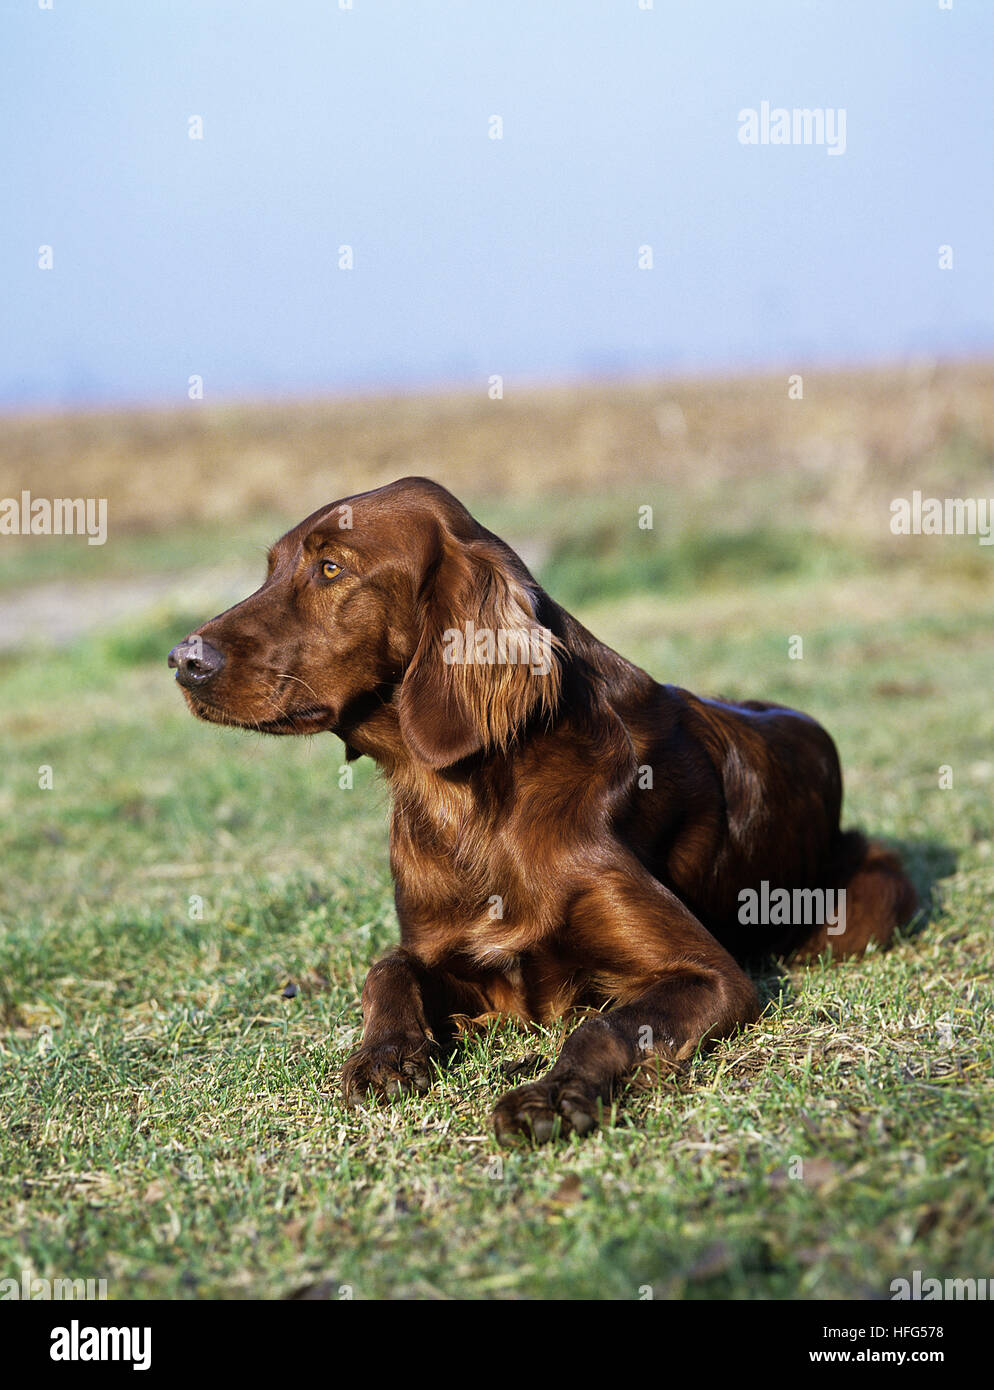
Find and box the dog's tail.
[791,829,919,962]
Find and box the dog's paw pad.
[341,1037,438,1107]
[492,1076,601,1146]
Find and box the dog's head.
[169,477,563,769]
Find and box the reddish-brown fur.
[169,478,917,1143]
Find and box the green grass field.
[1,370,992,1299]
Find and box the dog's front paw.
[493,1073,604,1145]
[341,1034,439,1107]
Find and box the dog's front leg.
[341,948,488,1105]
[493,871,760,1143]
[340,949,442,1104]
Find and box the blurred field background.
[0,363,992,1299]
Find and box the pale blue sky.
[3,0,992,407]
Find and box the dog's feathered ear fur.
[397,536,563,769]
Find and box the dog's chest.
[389,788,598,1022]
[389,776,578,987]
[394,821,559,957]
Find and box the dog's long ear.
[397,537,563,769]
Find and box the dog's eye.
[320,560,342,581]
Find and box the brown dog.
[169,477,917,1143]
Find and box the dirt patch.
[0,564,258,652]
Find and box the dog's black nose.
[168,638,225,689]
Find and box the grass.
[1,370,992,1299]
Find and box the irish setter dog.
[169,477,917,1143]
